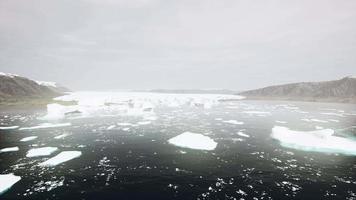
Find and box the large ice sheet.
[47,92,244,120]
[39,151,82,166]
[0,174,21,195]
[26,147,58,157]
[272,126,356,155]
[19,123,71,130]
[168,132,217,151]
[0,147,19,153]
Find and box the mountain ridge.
[238,76,356,103]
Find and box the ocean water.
[0,92,356,200]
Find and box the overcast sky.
[1,0,356,91]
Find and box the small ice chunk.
[117,122,133,126]
[19,123,71,130]
[223,120,244,125]
[20,136,38,142]
[107,125,116,130]
[54,133,68,139]
[242,111,271,115]
[39,151,82,166]
[137,121,151,125]
[0,147,19,153]
[237,132,250,138]
[26,147,58,157]
[276,121,287,124]
[168,132,217,151]
[0,174,21,195]
[0,126,19,130]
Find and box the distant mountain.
[149,89,237,94]
[238,76,356,103]
[0,72,69,104]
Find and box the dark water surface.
[1,100,356,200]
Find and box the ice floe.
[0,126,19,130]
[54,133,69,139]
[26,147,58,157]
[19,123,71,130]
[272,126,356,155]
[168,132,217,150]
[39,151,82,166]
[0,174,21,195]
[223,120,244,125]
[276,120,287,124]
[0,147,19,153]
[20,136,38,142]
[237,132,250,138]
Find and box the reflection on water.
[0,92,356,199]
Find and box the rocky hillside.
[0,72,69,104]
[238,76,356,103]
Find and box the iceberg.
[0,174,21,195]
[26,147,58,157]
[20,136,38,142]
[0,126,19,130]
[0,147,19,153]
[168,132,217,151]
[271,126,356,155]
[19,123,71,130]
[39,151,82,166]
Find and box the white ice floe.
[39,151,82,166]
[271,126,356,155]
[26,147,58,157]
[0,147,19,153]
[276,121,287,124]
[301,118,328,123]
[137,121,151,125]
[223,120,244,125]
[107,125,116,130]
[19,123,71,130]
[242,111,271,115]
[237,132,250,138]
[320,112,344,117]
[20,136,38,142]
[168,132,217,151]
[0,174,21,195]
[54,133,69,139]
[117,122,133,126]
[0,126,19,130]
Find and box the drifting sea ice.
[26,147,58,157]
[168,132,217,151]
[19,123,71,130]
[20,136,38,142]
[237,131,250,138]
[0,126,19,130]
[0,147,19,153]
[0,174,21,195]
[271,126,356,155]
[39,151,82,166]
[223,120,244,125]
